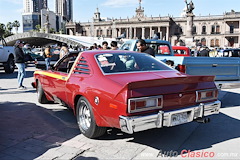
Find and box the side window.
[54,54,78,73]
[157,45,171,55]
[121,43,131,51]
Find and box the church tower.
[93,7,101,22]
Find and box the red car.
[32,50,221,138]
[172,46,191,57]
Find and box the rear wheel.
[76,97,106,138]
[4,56,15,73]
[37,81,49,104]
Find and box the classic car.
[32,50,221,138]
[34,48,61,69]
[172,46,191,57]
[120,39,240,81]
[34,53,60,69]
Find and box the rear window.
[96,52,173,74]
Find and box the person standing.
[198,46,209,57]
[110,41,118,50]
[137,39,155,57]
[60,43,69,59]
[14,40,26,90]
[43,46,52,70]
[102,41,110,50]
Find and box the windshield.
[96,52,173,74]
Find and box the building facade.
[55,0,73,21]
[23,0,48,13]
[23,0,48,32]
[66,3,240,48]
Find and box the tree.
[35,24,41,32]
[6,22,13,33]
[12,20,20,34]
[0,23,6,37]
[50,28,55,33]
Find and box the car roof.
[81,50,139,56]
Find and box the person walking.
[137,39,155,57]
[43,46,52,70]
[14,40,26,90]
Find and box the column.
[134,27,137,39]
[150,27,152,38]
[142,27,145,39]
[166,26,169,41]
[129,26,132,39]
[126,28,129,39]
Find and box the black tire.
[37,81,49,104]
[4,56,15,73]
[76,97,106,138]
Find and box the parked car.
[217,48,240,57]
[32,48,44,56]
[172,46,191,57]
[120,39,240,81]
[22,48,41,62]
[34,53,59,69]
[32,50,221,138]
[0,37,15,73]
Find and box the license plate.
[171,112,189,126]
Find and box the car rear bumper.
[119,100,221,134]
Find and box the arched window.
[215,39,220,47]
[192,25,196,34]
[210,39,215,47]
[216,25,220,34]
[201,38,206,46]
[211,25,215,34]
[230,25,234,33]
[202,26,206,34]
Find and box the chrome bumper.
[119,100,221,134]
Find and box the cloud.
[101,0,138,8]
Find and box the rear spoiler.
[126,75,215,90]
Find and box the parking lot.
[0,65,240,160]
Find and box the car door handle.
[212,64,218,67]
[61,77,66,80]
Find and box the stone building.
[66,2,240,48]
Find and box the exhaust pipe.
[195,117,210,123]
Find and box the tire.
[4,56,15,73]
[37,81,49,104]
[76,97,106,138]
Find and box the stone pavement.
[0,66,240,160]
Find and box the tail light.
[128,95,163,113]
[196,89,218,102]
[177,64,186,73]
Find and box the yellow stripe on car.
[34,70,68,81]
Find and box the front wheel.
[4,56,15,73]
[76,97,106,138]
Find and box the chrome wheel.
[79,100,91,131]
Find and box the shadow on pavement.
[98,91,240,157]
[0,101,87,160]
[0,70,34,79]
[220,90,240,108]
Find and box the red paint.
[33,50,218,129]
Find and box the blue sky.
[0,0,240,32]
